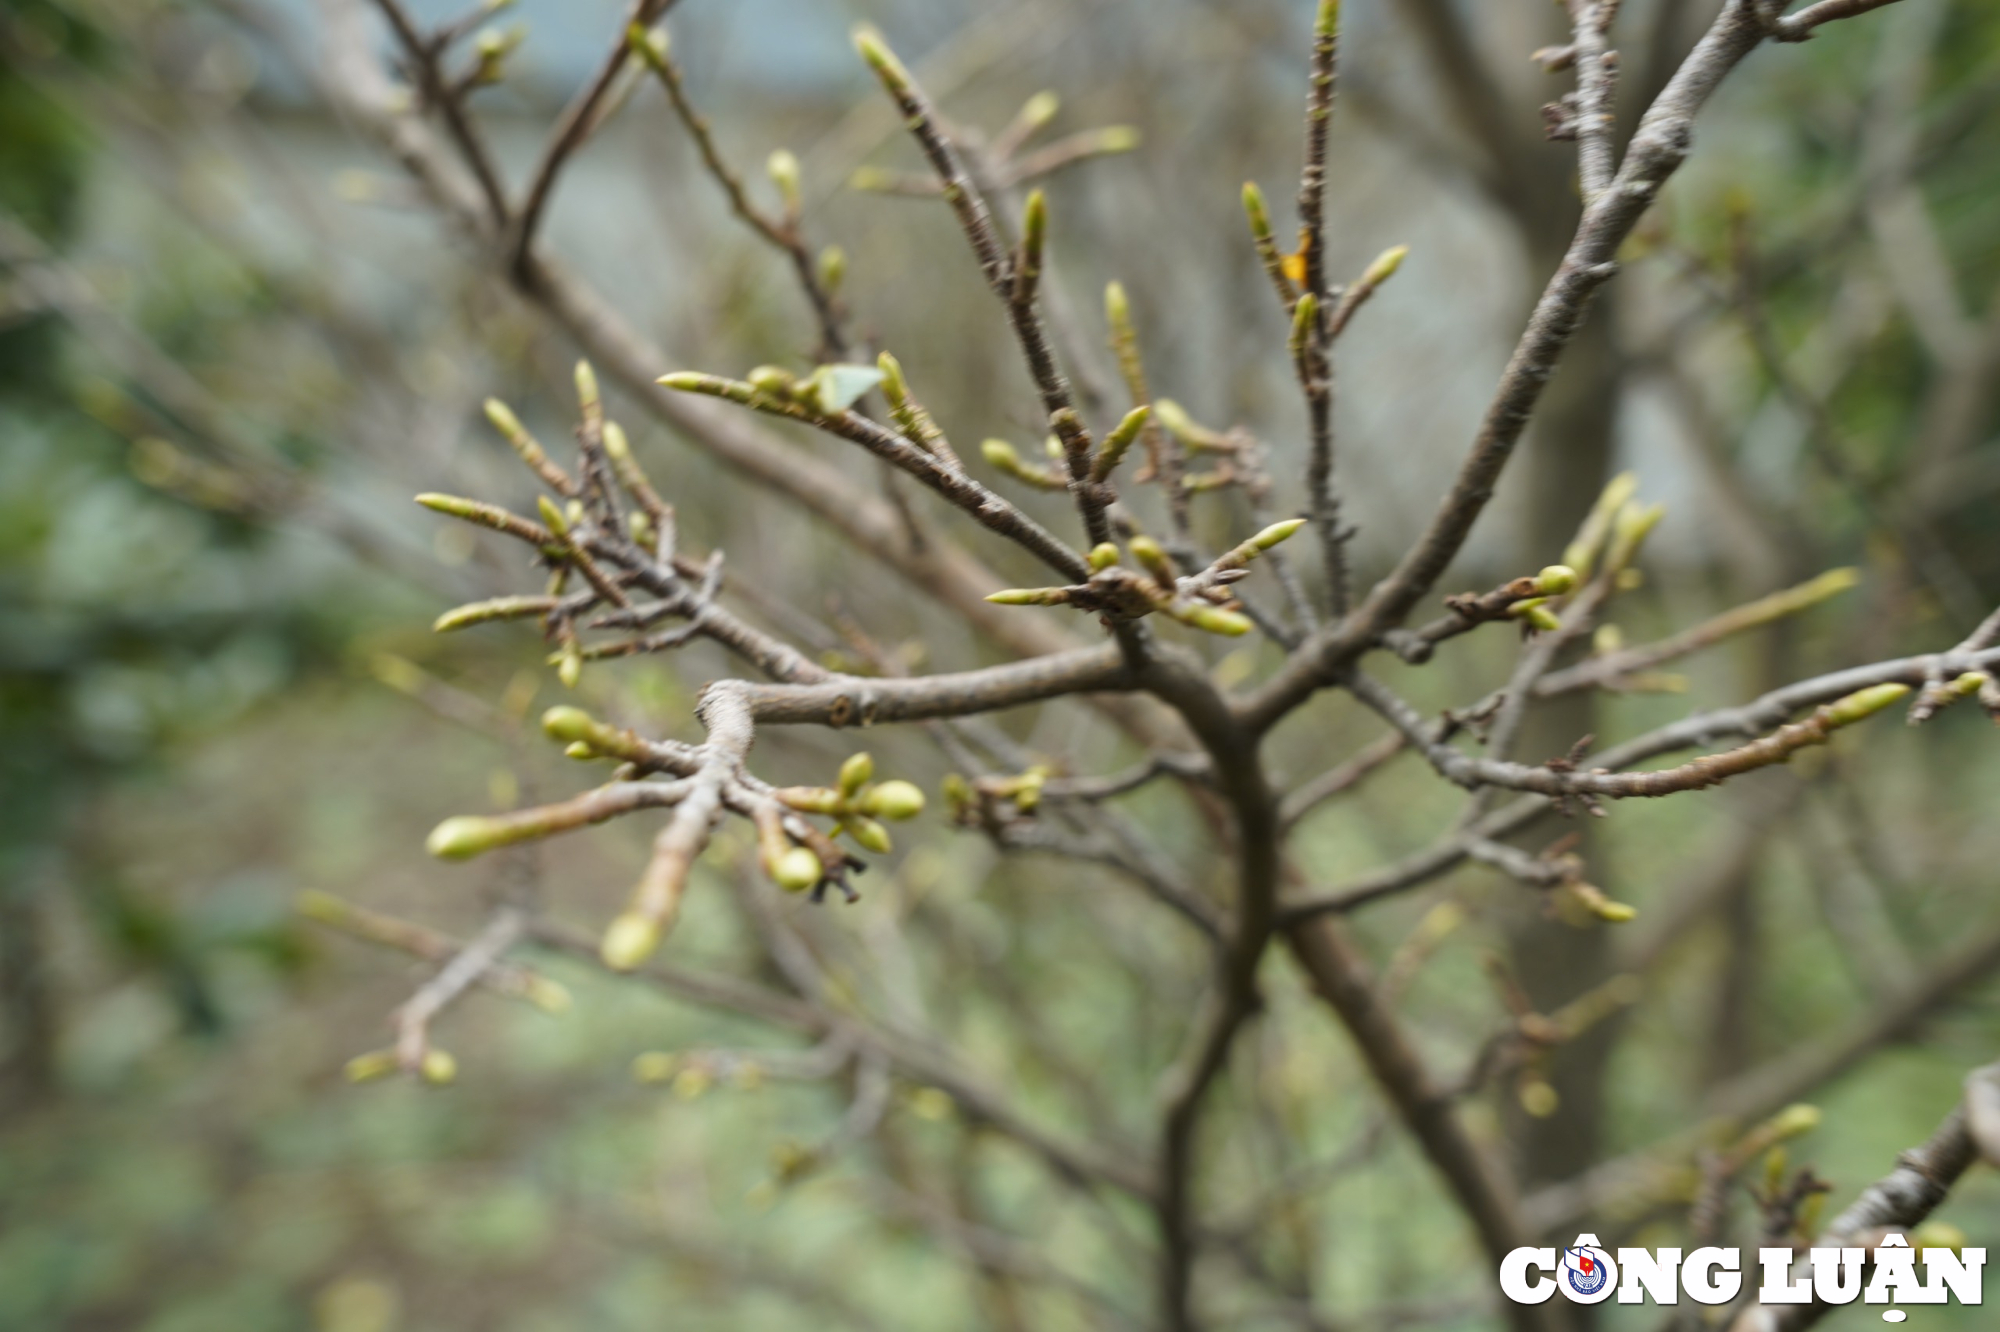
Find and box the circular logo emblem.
[1560,1244,1616,1302]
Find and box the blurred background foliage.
[1,1,1997,1329]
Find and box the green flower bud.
[1180,604,1253,637]
[772,846,823,893]
[564,741,595,760]
[982,438,1022,468]
[877,350,909,403]
[1913,1221,1968,1256]
[1104,279,1131,331]
[420,1049,458,1086]
[769,1138,815,1180]
[746,365,794,396]
[839,752,874,798]
[776,786,843,815]
[1519,1078,1559,1119]
[523,976,572,1014]
[632,1051,679,1084]
[626,21,667,62]
[1825,682,1911,727]
[370,652,427,696]
[1289,292,1318,359]
[1019,89,1059,131]
[1251,518,1307,550]
[1563,471,1640,576]
[766,149,801,213]
[852,25,911,90]
[1088,542,1121,571]
[536,494,569,537]
[1092,404,1150,480]
[482,397,558,480]
[294,890,351,927]
[1020,189,1047,270]
[1519,604,1562,633]
[845,816,892,855]
[984,587,1071,606]
[818,245,846,295]
[1797,1192,1827,1241]
[1151,399,1195,441]
[427,815,505,861]
[1763,1146,1789,1195]
[1534,564,1579,596]
[433,595,555,634]
[541,705,597,744]
[862,779,926,821]
[1766,1103,1822,1141]
[601,912,662,972]
[345,1049,398,1083]
[1241,182,1272,241]
[1361,243,1408,286]
[1605,500,1666,573]
[1128,534,1175,586]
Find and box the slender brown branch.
[718,644,1132,729]
[324,0,1186,753]
[1565,1,1620,203]
[1283,918,1558,1332]
[1247,0,1855,734]
[658,373,1091,581]
[1524,922,2000,1235]
[511,0,671,275]
[1277,731,1407,830]
[1726,1067,1986,1330]
[854,33,1112,552]
[627,21,846,358]
[365,0,510,224]
[1282,641,2000,923]
[298,892,565,1013]
[1358,665,1925,802]
[526,914,1155,1198]
[1296,0,1349,617]
[391,907,527,1069]
[1771,0,1905,41]
[1534,568,1860,696]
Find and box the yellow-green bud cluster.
[774,752,927,859]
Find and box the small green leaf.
[806,363,886,414]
